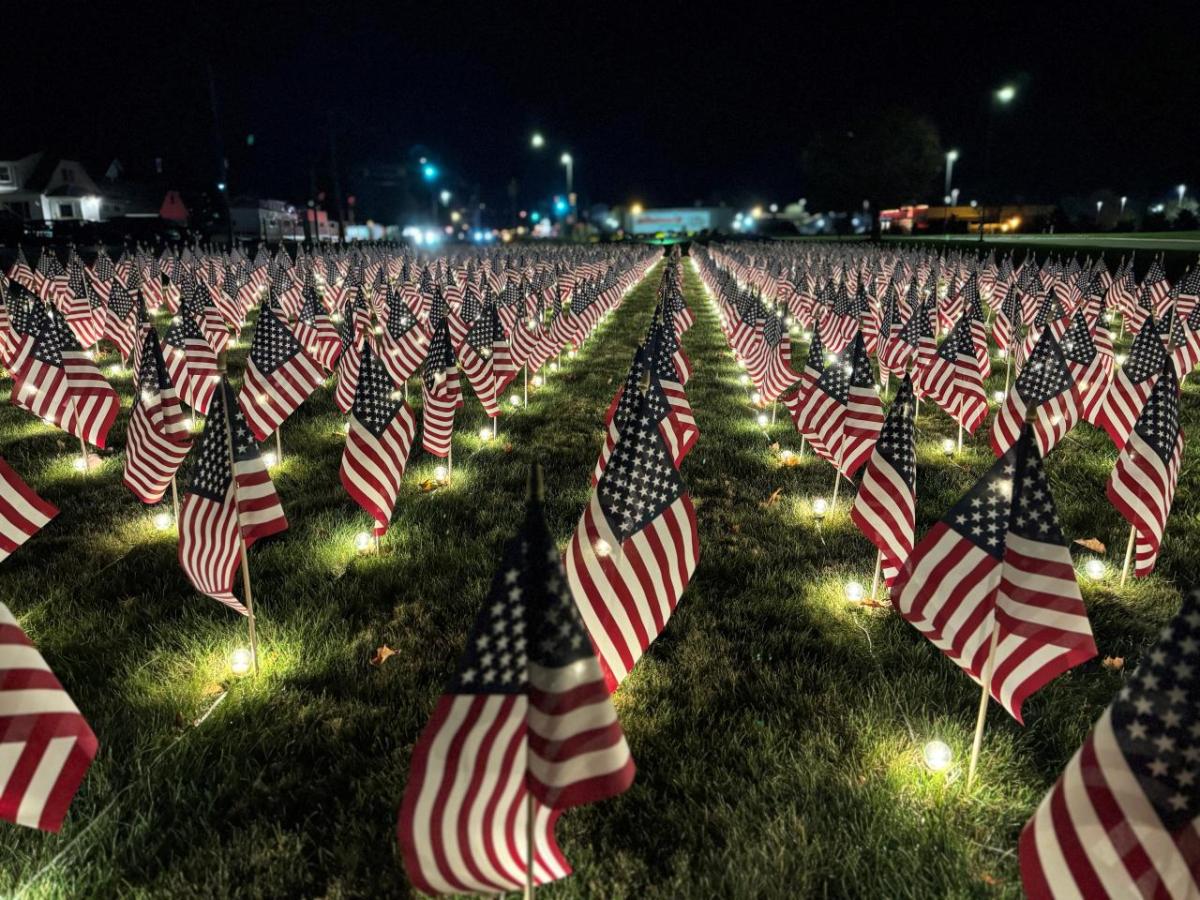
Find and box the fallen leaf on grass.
[418,479,442,493]
[761,488,783,508]
[201,682,224,696]
[504,443,513,453]
[768,442,780,453]
[979,872,1000,886]
[729,523,741,534]
[1102,656,1124,671]
[370,645,396,667]
[1074,537,1106,553]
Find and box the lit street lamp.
[1178,184,1188,205]
[981,84,1017,241]
[944,149,959,197]
[530,132,545,149]
[560,152,573,197]
[995,84,1017,104]
[1120,195,1128,217]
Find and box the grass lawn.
[1,255,1196,897]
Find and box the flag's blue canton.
[937,316,974,363]
[450,528,529,695]
[166,310,206,344]
[108,283,134,321]
[1017,331,1073,405]
[248,309,302,377]
[963,275,986,322]
[1007,435,1065,543]
[613,352,648,431]
[135,330,171,397]
[1110,592,1200,830]
[815,342,852,404]
[1059,310,1097,366]
[467,307,504,355]
[877,376,916,488]
[804,321,826,374]
[1135,364,1181,464]
[386,296,419,340]
[946,442,1018,557]
[423,321,456,392]
[849,333,873,388]
[353,345,403,440]
[597,396,683,543]
[899,303,933,346]
[1125,318,1168,383]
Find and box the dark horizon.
[4,2,1198,217]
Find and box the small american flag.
[0,603,98,832]
[1095,316,1167,450]
[123,328,192,505]
[178,381,288,614]
[850,374,916,587]
[1020,588,1200,898]
[1059,308,1111,425]
[894,426,1097,723]
[794,332,851,472]
[292,276,341,373]
[238,305,325,441]
[1107,360,1183,579]
[163,311,220,415]
[565,389,699,691]
[840,331,883,477]
[377,288,427,387]
[420,320,462,458]
[0,457,58,563]
[339,343,415,536]
[916,312,987,435]
[102,282,139,364]
[991,327,1078,457]
[398,482,635,894]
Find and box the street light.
[981,85,1017,241]
[995,84,1017,104]
[439,189,452,206]
[1178,184,1187,204]
[560,152,573,197]
[530,132,545,149]
[1120,195,1128,217]
[944,149,959,197]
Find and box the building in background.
[624,207,734,235]
[0,152,105,223]
[879,203,1057,234]
[230,199,302,242]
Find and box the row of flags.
[699,242,1197,897]
[398,253,703,892]
[697,241,1187,584]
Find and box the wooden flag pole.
[524,365,529,407]
[869,549,882,601]
[524,790,535,899]
[170,475,179,521]
[830,466,843,507]
[492,416,498,440]
[219,390,260,676]
[275,426,283,464]
[446,443,453,482]
[967,618,1002,787]
[771,401,777,426]
[1003,351,1013,393]
[957,422,964,453]
[1120,524,1136,587]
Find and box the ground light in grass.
[812,497,829,520]
[922,740,954,773]
[756,412,769,427]
[1084,557,1108,580]
[844,580,866,602]
[940,438,956,457]
[262,450,278,468]
[532,375,543,387]
[354,531,372,553]
[992,390,1005,403]
[229,647,253,677]
[434,464,448,482]
[508,394,522,408]
[153,511,173,531]
[478,425,492,442]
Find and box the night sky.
[5,2,1196,214]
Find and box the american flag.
[991,327,1079,457]
[645,320,699,463]
[880,301,936,385]
[793,330,851,471]
[851,375,916,588]
[917,312,988,434]
[593,352,650,485]
[398,485,635,894]
[565,390,699,691]
[1020,588,1200,898]
[102,282,139,363]
[420,320,462,458]
[238,305,325,441]
[756,309,797,401]
[9,302,120,449]
[1095,316,1167,450]
[0,603,98,832]
[0,457,58,563]
[123,328,192,505]
[377,289,427,387]
[841,331,883,477]
[894,426,1097,723]
[457,305,512,417]
[7,248,35,292]
[292,277,342,373]
[1142,256,1173,319]
[1059,308,1112,425]
[339,343,415,536]
[1107,360,1183,580]
[163,310,220,415]
[178,381,288,615]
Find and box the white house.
[0,152,105,223]
[230,199,302,242]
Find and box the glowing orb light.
[923,740,953,772]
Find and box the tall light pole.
[1178,184,1187,205]
[1120,195,1128,217]
[560,152,574,198]
[944,149,959,198]
[980,84,1017,241]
